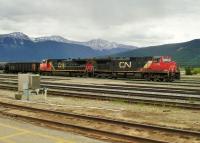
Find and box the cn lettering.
[119,62,132,68]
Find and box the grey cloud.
[0,0,200,46]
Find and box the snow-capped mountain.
[0,32,31,45]
[0,32,137,50]
[34,36,137,51]
[0,32,30,41]
[81,39,137,51]
[81,39,119,50]
[34,35,71,43]
[0,32,102,61]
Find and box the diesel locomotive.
[39,56,180,81]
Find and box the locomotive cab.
[40,59,52,72]
[149,56,177,72]
[143,56,180,81]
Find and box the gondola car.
[4,62,40,73]
[0,62,6,70]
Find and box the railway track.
[1,74,200,87]
[1,76,200,95]
[0,74,200,110]
[125,81,200,88]
[0,99,200,143]
[1,79,200,100]
[1,79,200,96]
[0,82,200,109]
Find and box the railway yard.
[0,73,200,143]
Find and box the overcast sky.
[0,0,200,47]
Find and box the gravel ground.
[0,115,107,143]
[40,77,200,90]
[0,89,200,132]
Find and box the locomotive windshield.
[41,60,46,63]
[163,57,171,62]
[153,58,160,63]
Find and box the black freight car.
[4,62,40,73]
[0,62,6,70]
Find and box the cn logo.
[119,62,132,69]
[58,62,64,69]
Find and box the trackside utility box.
[29,74,40,90]
[18,74,40,92]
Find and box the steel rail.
[0,83,200,109]
[1,101,200,143]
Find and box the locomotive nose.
[86,62,94,72]
[173,63,179,72]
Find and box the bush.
[185,67,193,75]
[192,68,200,75]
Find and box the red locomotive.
[39,56,180,81]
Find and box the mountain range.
[0,32,136,61]
[0,32,200,66]
[34,36,136,51]
[115,39,200,66]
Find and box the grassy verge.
[184,67,200,75]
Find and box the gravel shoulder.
[0,89,200,132]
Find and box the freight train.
[2,56,180,82]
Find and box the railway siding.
[0,97,200,143]
[0,74,200,142]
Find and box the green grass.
[184,67,200,75]
[192,68,200,74]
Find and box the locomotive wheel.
[146,75,151,81]
[159,78,164,82]
[154,75,161,82]
[49,72,53,76]
[154,77,160,82]
[168,77,174,82]
[111,74,117,79]
[164,77,171,82]
[108,75,113,79]
[95,74,101,78]
[145,75,151,81]
[87,72,93,77]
